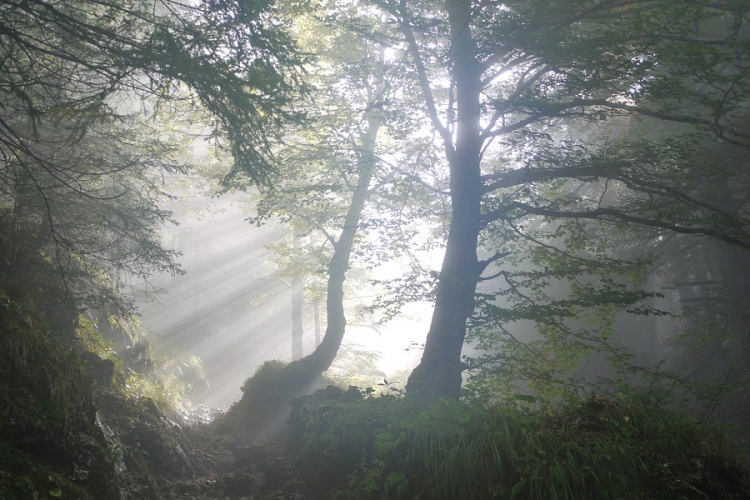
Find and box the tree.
[369,0,750,400]
[227,1,394,416]
[0,0,304,312]
[219,1,490,442]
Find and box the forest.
[2,0,750,499]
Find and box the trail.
[166,430,314,500]
[95,394,319,500]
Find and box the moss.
[215,361,291,441]
[0,290,119,499]
[0,226,199,499]
[241,360,290,393]
[218,359,340,445]
[0,292,95,447]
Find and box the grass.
[290,389,750,499]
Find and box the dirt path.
[144,425,317,500]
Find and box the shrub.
[291,390,750,499]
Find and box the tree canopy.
[359,0,750,400]
[5,0,750,409]
[0,0,305,311]
[5,2,750,499]
[204,0,750,408]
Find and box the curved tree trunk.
[224,110,382,442]
[283,110,382,381]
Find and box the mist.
[134,194,432,408]
[3,1,750,498]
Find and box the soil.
[159,426,317,500]
[95,394,321,500]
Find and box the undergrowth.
[291,389,750,500]
[0,291,93,448]
[1,277,203,498]
[0,291,119,499]
[77,310,210,420]
[0,439,93,500]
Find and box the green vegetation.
[0,441,95,500]
[0,284,118,499]
[3,0,750,499]
[0,292,91,444]
[0,224,206,498]
[291,389,750,499]
[0,289,207,498]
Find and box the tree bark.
[291,232,304,360]
[406,0,484,400]
[313,298,321,347]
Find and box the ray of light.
[136,199,431,409]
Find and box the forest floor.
[101,392,321,500]
[6,380,750,500]
[161,424,317,500]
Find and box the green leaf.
[510,479,527,499]
[400,417,418,429]
[49,488,63,497]
[386,471,406,486]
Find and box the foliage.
[246,0,444,327]
[217,360,298,440]
[357,0,750,399]
[463,212,669,401]
[325,342,388,390]
[0,230,206,497]
[0,276,118,499]
[0,292,93,447]
[291,389,750,500]
[0,440,96,500]
[73,300,210,421]
[121,351,208,417]
[0,0,305,314]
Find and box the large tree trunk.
[406,0,484,400]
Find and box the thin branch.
[489,202,750,250]
[572,99,750,146]
[392,0,454,157]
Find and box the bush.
[291,390,750,499]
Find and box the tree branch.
[481,163,624,193]
[572,99,750,147]
[390,0,454,158]
[487,202,750,250]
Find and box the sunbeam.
[137,199,429,408]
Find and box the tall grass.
[292,390,750,499]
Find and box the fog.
[135,197,430,407]
[133,181,750,424]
